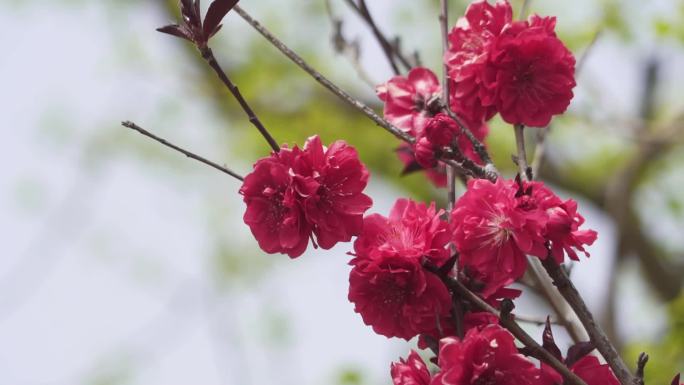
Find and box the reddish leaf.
[157,24,193,42]
[542,317,563,361]
[209,23,223,39]
[400,160,424,176]
[672,374,681,385]
[203,0,240,38]
[565,341,595,367]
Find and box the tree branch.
[343,0,413,73]
[541,258,635,385]
[198,46,280,153]
[121,121,244,181]
[440,0,457,212]
[232,5,498,181]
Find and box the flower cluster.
[230,2,645,385]
[446,0,576,127]
[240,135,372,257]
[377,68,489,187]
[375,0,575,186]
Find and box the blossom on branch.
[444,0,576,128]
[445,0,512,123]
[240,149,311,257]
[240,135,372,257]
[348,199,452,339]
[376,67,442,134]
[433,325,546,385]
[451,178,548,295]
[487,16,576,127]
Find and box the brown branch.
[232,5,498,181]
[530,126,550,178]
[233,5,411,143]
[440,0,457,212]
[424,264,588,385]
[121,121,245,181]
[522,121,588,344]
[514,124,531,180]
[198,46,280,153]
[541,258,635,385]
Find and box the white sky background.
[0,1,682,385]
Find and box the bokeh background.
[1,0,683,384]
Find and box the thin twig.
[541,258,635,385]
[198,46,280,153]
[527,257,587,343]
[324,0,376,88]
[344,0,413,73]
[514,124,531,180]
[437,0,496,173]
[635,352,649,385]
[233,5,411,143]
[441,0,464,339]
[121,121,244,181]
[530,126,550,178]
[423,264,588,385]
[233,5,496,181]
[440,0,456,211]
[522,121,588,344]
[576,28,602,76]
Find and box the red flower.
[545,200,597,262]
[451,178,547,296]
[415,114,461,168]
[432,325,545,385]
[240,136,372,257]
[445,0,512,123]
[354,199,452,266]
[240,149,311,258]
[348,199,453,339]
[542,356,619,385]
[295,136,373,249]
[391,350,431,385]
[522,181,598,263]
[487,15,576,127]
[377,67,442,134]
[348,255,452,340]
